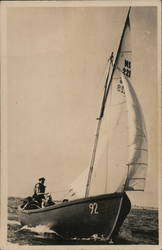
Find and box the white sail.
[119,74,148,191]
[89,77,129,195]
[64,8,148,200]
[64,167,89,200]
[89,10,132,195]
[114,11,148,191]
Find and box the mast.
[85,7,131,198]
[85,55,113,198]
[105,7,131,100]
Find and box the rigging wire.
[104,82,113,193]
[85,8,131,197]
[85,54,114,198]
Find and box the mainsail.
[88,9,130,196]
[110,8,148,192]
[64,8,148,200]
[118,74,148,191]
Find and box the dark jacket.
[34,183,46,195]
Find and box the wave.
[20,224,56,234]
[8,220,21,226]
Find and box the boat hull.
[18,192,131,239]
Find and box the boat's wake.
[8,220,113,243]
[8,219,57,236]
[20,225,55,234]
[8,220,21,226]
[8,219,64,245]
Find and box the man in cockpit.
[33,177,46,206]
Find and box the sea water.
[8,197,159,245]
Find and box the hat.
[39,177,45,181]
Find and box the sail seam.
[128,163,148,165]
[136,134,147,138]
[120,50,132,53]
[134,148,148,151]
[127,147,148,152]
[129,178,145,179]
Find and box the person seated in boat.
[22,196,40,210]
[41,193,55,208]
[33,177,46,207]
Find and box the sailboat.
[18,8,148,241]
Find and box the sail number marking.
[117,59,131,94]
[123,67,131,77]
[123,59,131,78]
[117,77,125,94]
[89,202,99,215]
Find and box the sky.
[6,5,159,207]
